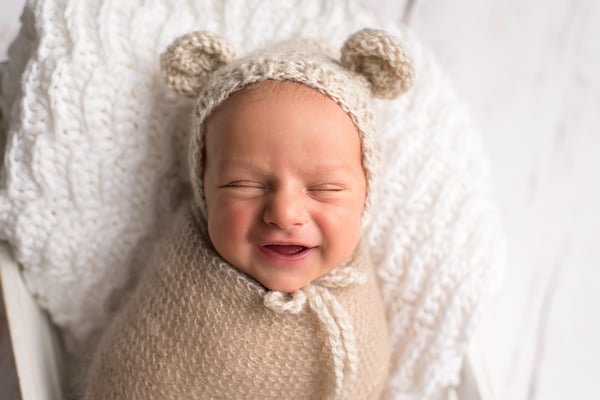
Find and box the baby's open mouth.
[264,244,309,255]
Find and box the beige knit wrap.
[84,203,390,399]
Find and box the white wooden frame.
[1,241,493,400]
[0,243,64,400]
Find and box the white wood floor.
[2,0,599,399]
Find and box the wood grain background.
[2,0,599,399]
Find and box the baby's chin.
[255,275,312,293]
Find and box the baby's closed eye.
[306,183,350,200]
[220,181,265,191]
[307,184,345,192]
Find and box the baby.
[84,28,413,399]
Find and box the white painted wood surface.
[401,2,600,399]
[1,0,599,399]
[0,244,65,400]
[1,3,27,399]
[358,1,600,399]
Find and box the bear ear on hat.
[341,28,414,99]
[160,31,234,98]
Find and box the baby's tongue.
[266,245,305,255]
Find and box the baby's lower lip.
[256,244,314,264]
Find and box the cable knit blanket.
[0,0,504,398]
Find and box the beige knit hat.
[160,28,414,220]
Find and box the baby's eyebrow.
[218,160,268,175]
[218,160,358,178]
[310,163,358,177]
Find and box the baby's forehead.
[203,80,335,134]
[204,79,357,137]
[203,80,364,168]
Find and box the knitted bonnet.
[160,28,414,220]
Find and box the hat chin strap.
[264,266,367,400]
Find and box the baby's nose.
[262,189,309,230]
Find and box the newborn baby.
[84,28,413,399]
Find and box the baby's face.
[203,81,366,293]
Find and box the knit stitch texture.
[0,0,504,398]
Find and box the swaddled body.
[84,204,390,399]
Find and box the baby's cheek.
[321,206,361,247]
[210,202,255,241]
[207,203,256,270]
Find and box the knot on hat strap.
[263,290,307,314]
[263,267,366,399]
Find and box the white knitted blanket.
[0,0,504,398]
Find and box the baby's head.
[161,29,413,292]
